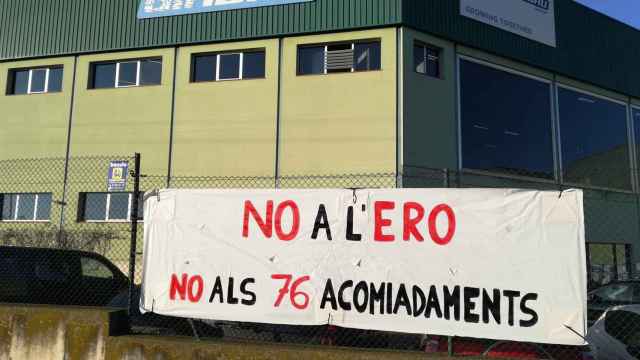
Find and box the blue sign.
[107,161,129,192]
[138,0,314,19]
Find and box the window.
[605,310,640,347]
[297,40,381,75]
[592,283,634,303]
[634,107,640,170]
[191,50,265,82]
[35,257,71,283]
[89,58,162,89]
[558,87,631,190]
[588,243,632,287]
[78,192,144,222]
[0,193,52,221]
[459,58,554,178]
[7,67,63,95]
[81,257,114,279]
[414,42,441,78]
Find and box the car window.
[593,284,634,302]
[605,310,640,347]
[81,257,114,279]
[35,258,71,282]
[0,256,21,278]
[633,284,640,302]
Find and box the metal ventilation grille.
[325,48,354,72]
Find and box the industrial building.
[0,0,637,284]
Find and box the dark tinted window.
[108,193,130,220]
[634,108,640,173]
[48,68,63,92]
[30,69,47,93]
[243,51,266,79]
[558,87,630,190]
[34,257,71,283]
[1,195,17,220]
[36,193,52,221]
[140,59,162,85]
[192,54,217,82]
[137,192,145,220]
[11,70,29,94]
[426,47,441,78]
[117,61,138,87]
[298,46,325,75]
[605,310,640,346]
[219,53,241,80]
[0,194,51,221]
[460,59,554,178]
[16,194,36,221]
[81,193,138,221]
[92,63,116,89]
[84,193,107,221]
[354,42,381,72]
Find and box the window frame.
[414,41,442,79]
[0,193,52,223]
[455,54,557,183]
[88,57,162,90]
[115,60,141,88]
[217,52,243,81]
[190,49,266,83]
[296,39,382,76]
[79,192,143,223]
[7,66,63,95]
[555,83,633,193]
[632,106,640,189]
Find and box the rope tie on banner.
[563,325,587,342]
[144,189,161,202]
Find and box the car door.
[78,255,128,306]
[0,248,29,303]
[31,251,79,305]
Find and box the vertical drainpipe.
[166,47,179,188]
[275,37,283,188]
[396,27,403,189]
[58,55,79,232]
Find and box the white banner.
[140,188,586,345]
[460,0,557,47]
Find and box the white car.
[587,305,640,360]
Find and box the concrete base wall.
[0,304,479,360]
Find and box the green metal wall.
[1,0,639,98]
[0,0,401,60]
[402,0,640,99]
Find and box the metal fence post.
[128,153,141,315]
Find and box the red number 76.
[271,274,311,310]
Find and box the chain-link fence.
[1,155,639,358]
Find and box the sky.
[574,0,640,30]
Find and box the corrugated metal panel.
[402,0,640,99]
[0,0,401,61]
[2,0,639,98]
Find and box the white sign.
[460,0,557,47]
[140,188,586,345]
